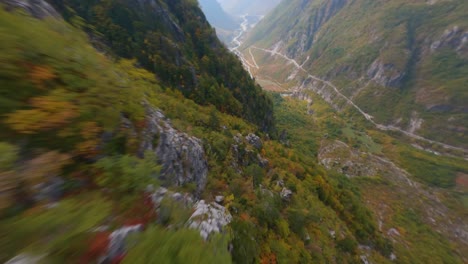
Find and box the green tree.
[209,108,220,130]
[0,194,111,262]
[94,151,160,196]
[245,164,264,187]
[0,142,17,171]
[230,219,259,264]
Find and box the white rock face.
[188,200,232,240]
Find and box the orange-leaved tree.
[5,90,78,134]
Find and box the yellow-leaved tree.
[5,90,78,134]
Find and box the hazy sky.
[216,0,281,16]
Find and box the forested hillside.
[48,0,274,132]
[0,0,406,263]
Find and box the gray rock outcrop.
[188,200,232,240]
[1,0,60,19]
[140,108,208,193]
[430,25,467,54]
[280,187,293,201]
[245,133,263,149]
[231,133,269,170]
[215,195,224,204]
[150,186,194,209]
[33,177,64,203]
[98,225,143,264]
[367,59,405,88]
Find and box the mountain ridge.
[49,0,275,133]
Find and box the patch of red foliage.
[78,192,156,263]
[119,193,156,227]
[111,253,127,264]
[80,231,110,264]
[455,173,468,189]
[261,252,277,264]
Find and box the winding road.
[230,15,256,78]
[249,46,468,157]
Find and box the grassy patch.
[398,150,467,188]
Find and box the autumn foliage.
[5,92,78,134]
[29,65,57,88]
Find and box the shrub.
[94,151,160,196]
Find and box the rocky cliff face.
[289,0,347,57]
[139,108,208,193]
[367,59,406,88]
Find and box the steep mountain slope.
[0,1,409,263]
[48,0,274,133]
[243,0,468,149]
[218,0,282,16]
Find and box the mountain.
[48,0,274,133]
[198,0,240,43]
[242,0,468,150]
[198,0,239,30]
[0,0,405,263]
[217,0,282,16]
